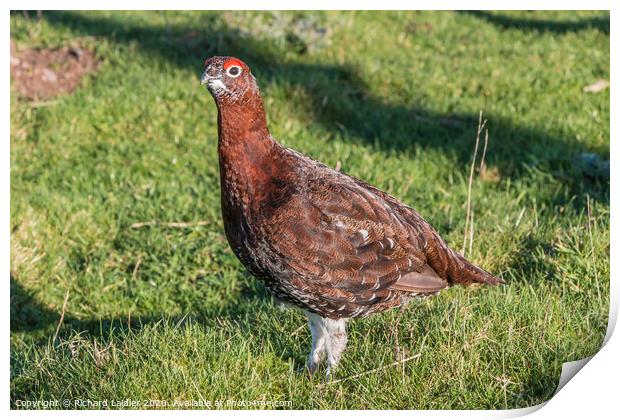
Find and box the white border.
[4,2,616,418]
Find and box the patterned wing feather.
[265,179,445,316]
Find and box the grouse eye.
[226,65,242,77]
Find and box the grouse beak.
[200,71,230,94]
[200,70,211,86]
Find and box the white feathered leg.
[306,312,328,373]
[325,317,347,376]
[305,312,348,377]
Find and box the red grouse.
[201,56,502,375]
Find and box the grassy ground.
[10,11,610,409]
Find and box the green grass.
[10,10,609,409]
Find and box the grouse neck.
[215,96,279,205]
[216,93,271,147]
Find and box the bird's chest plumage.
[219,162,300,297]
[221,200,310,310]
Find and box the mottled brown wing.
[352,178,504,287]
[265,180,448,307]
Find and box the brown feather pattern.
[202,56,503,321]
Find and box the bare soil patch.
[10,39,98,100]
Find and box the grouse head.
[201,56,258,106]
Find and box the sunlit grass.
[10,10,609,409]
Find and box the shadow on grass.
[10,274,305,365]
[31,10,608,208]
[461,10,610,35]
[501,235,559,285]
[10,276,61,334]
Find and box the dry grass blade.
[586,195,602,308]
[582,79,609,93]
[92,338,112,367]
[52,290,70,343]
[93,338,103,366]
[190,378,208,405]
[132,258,141,278]
[291,324,307,337]
[318,353,421,388]
[129,221,209,229]
[479,128,489,174]
[390,305,407,361]
[462,111,486,256]
[468,208,475,256]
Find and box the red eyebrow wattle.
[223,59,244,70]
